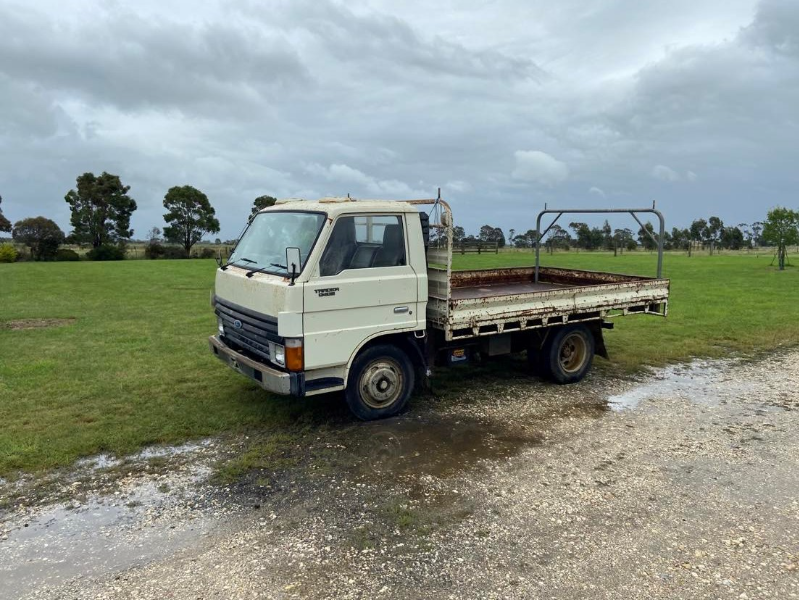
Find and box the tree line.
[445,210,799,269]
[1,182,797,270]
[0,173,279,262]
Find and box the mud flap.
[587,321,610,360]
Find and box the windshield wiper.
[245,263,283,278]
[270,262,287,270]
[221,256,257,271]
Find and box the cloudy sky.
[1,0,797,239]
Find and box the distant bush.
[162,246,189,259]
[0,242,18,263]
[12,216,64,261]
[198,247,216,259]
[55,248,81,261]
[87,244,125,261]
[144,242,166,259]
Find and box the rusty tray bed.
[427,266,670,341]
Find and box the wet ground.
[3,350,799,599]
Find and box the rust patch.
[450,266,653,290]
[2,318,76,331]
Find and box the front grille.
[214,296,281,362]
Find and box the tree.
[707,216,724,254]
[690,219,708,246]
[478,225,506,248]
[548,225,570,251]
[163,185,220,255]
[0,195,11,234]
[589,227,605,250]
[637,222,658,251]
[65,172,137,248]
[670,227,691,251]
[613,228,634,255]
[146,227,162,243]
[720,226,744,250]
[251,195,277,216]
[738,223,753,249]
[762,207,799,270]
[452,226,466,244]
[12,217,64,260]
[601,220,613,251]
[144,226,164,259]
[569,222,591,250]
[751,221,764,247]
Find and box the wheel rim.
[359,358,404,409]
[559,333,588,373]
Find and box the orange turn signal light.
[285,338,304,371]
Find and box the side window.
[319,215,406,277]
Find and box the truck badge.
[315,287,339,297]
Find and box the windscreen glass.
[228,211,326,275]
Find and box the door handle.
[394,306,409,314]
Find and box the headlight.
[272,343,286,366]
[217,317,225,336]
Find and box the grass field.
[1,251,797,476]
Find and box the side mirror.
[286,247,301,286]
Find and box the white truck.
[210,197,670,420]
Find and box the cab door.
[303,214,419,370]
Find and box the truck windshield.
[228,211,326,275]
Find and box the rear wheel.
[542,325,595,384]
[345,345,415,420]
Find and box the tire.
[345,344,415,420]
[542,325,595,384]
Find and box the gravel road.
[4,350,799,599]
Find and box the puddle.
[0,445,222,599]
[1,318,76,331]
[607,359,760,411]
[73,441,214,472]
[345,415,543,479]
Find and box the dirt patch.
[1,318,76,331]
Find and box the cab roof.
[259,197,427,217]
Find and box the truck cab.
[210,198,430,420]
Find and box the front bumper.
[209,335,303,396]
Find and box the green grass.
[0,260,346,476]
[1,251,797,476]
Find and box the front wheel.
[542,325,595,384]
[345,345,415,420]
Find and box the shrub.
[0,242,18,263]
[162,246,189,259]
[198,247,216,259]
[87,244,126,261]
[144,242,166,259]
[12,216,64,261]
[55,248,81,261]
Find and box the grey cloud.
[589,186,606,198]
[1,0,797,240]
[304,163,429,198]
[265,0,544,84]
[0,5,309,114]
[512,151,569,186]
[652,165,680,182]
[742,0,799,55]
